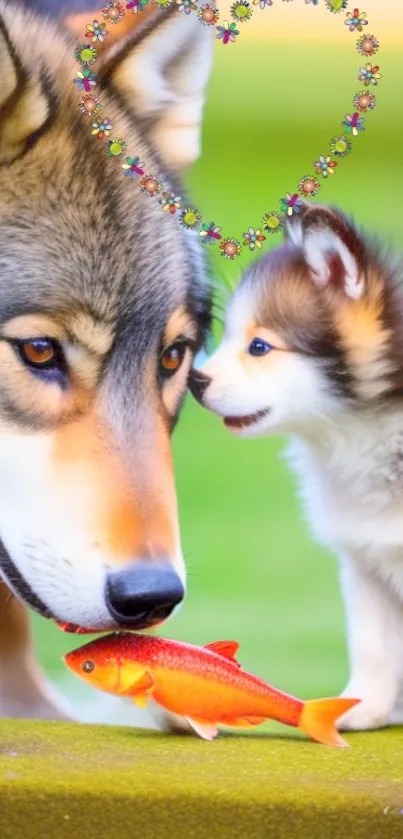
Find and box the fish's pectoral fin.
[119,665,155,696]
[219,715,266,729]
[185,717,219,741]
[132,691,152,709]
[204,641,241,667]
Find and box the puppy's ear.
[285,203,367,301]
[94,9,214,172]
[0,18,53,163]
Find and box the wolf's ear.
[285,203,367,300]
[95,9,214,172]
[0,18,53,164]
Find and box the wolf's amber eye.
[160,342,186,377]
[248,338,272,357]
[17,338,63,370]
[82,660,95,674]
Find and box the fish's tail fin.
[300,697,361,748]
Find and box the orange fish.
[63,633,360,747]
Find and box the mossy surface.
[1,720,403,839]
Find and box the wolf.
[190,202,403,731]
[0,0,213,720]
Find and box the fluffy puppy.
[190,202,403,731]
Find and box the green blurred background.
[33,6,403,728]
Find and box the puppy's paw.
[337,701,388,731]
[337,681,394,731]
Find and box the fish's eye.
[82,659,95,674]
[247,338,272,357]
[159,342,187,378]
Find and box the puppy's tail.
[299,697,361,747]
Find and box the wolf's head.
[191,203,403,437]
[0,2,213,630]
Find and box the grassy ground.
[32,37,403,710]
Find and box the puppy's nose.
[105,563,184,629]
[189,369,212,403]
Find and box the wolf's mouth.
[0,544,164,635]
[223,408,270,430]
[55,616,164,635]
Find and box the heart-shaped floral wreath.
[74,0,381,259]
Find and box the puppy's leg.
[337,559,401,730]
[0,581,71,720]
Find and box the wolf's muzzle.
[105,562,185,629]
[189,369,211,404]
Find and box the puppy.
[190,202,403,731]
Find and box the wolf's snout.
[105,562,185,628]
[189,369,211,403]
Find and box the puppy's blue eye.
[248,338,272,357]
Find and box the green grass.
[32,41,403,705]
[4,720,403,839]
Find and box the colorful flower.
[198,4,219,24]
[85,20,108,42]
[153,0,174,7]
[216,21,240,43]
[179,208,202,230]
[73,69,97,92]
[344,8,368,32]
[200,222,222,244]
[324,0,348,11]
[126,0,149,9]
[298,175,321,196]
[75,45,98,66]
[356,34,379,56]
[342,112,365,136]
[140,175,163,197]
[122,156,145,177]
[230,0,253,21]
[78,94,102,117]
[176,0,197,13]
[220,238,242,259]
[358,63,382,86]
[330,136,352,157]
[314,155,338,177]
[252,0,273,8]
[353,90,376,111]
[91,119,113,138]
[160,192,182,215]
[106,138,126,158]
[243,227,266,250]
[262,211,284,234]
[102,2,125,23]
[280,193,303,217]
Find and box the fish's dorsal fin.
[205,641,241,667]
[185,717,219,741]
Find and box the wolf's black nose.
[189,369,211,403]
[105,563,184,629]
